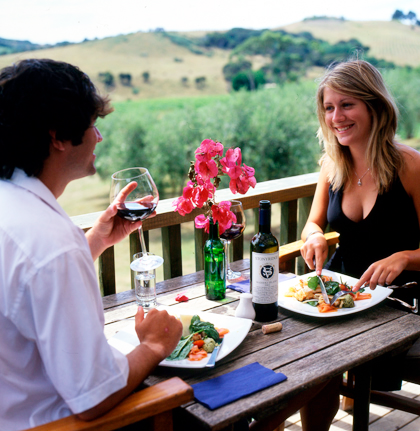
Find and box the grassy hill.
[0,32,231,101]
[0,20,419,101]
[280,19,420,67]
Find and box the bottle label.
[251,251,279,304]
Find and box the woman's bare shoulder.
[397,143,420,195]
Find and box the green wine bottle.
[204,218,226,300]
[250,200,279,322]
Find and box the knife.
[206,338,224,368]
[317,275,330,304]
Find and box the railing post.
[162,225,183,279]
[297,196,314,274]
[195,227,206,271]
[99,246,116,296]
[280,200,298,272]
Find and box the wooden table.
[103,259,420,431]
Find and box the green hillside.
[280,19,420,67]
[0,20,419,100]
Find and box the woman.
[301,59,420,391]
[301,59,420,293]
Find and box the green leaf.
[307,276,319,290]
[306,301,318,307]
[325,281,340,295]
[166,334,194,360]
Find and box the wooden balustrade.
[71,172,339,296]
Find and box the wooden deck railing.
[71,172,339,296]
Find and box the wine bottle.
[204,218,226,300]
[250,200,279,322]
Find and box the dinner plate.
[107,307,252,368]
[278,269,392,318]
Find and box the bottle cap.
[259,200,271,209]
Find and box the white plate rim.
[277,269,392,318]
[107,307,252,368]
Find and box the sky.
[0,0,419,45]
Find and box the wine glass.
[110,167,163,271]
[220,200,246,280]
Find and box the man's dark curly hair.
[0,58,113,179]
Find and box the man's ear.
[49,130,66,152]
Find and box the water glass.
[131,252,159,308]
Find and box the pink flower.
[211,201,236,234]
[195,159,218,181]
[195,214,210,232]
[229,171,256,194]
[173,196,194,216]
[191,184,209,208]
[195,139,223,161]
[220,147,242,168]
[182,181,194,199]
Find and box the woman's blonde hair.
[317,60,402,193]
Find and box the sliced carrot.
[193,340,205,347]
[354,292,372,301]
[317,303,338,313]
[217,328,230,338]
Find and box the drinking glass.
[110,167,163,270]
[220,200,246,280]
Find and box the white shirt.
[0,170,129,431]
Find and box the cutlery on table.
[317,274,330,305]
[206,338,224,368]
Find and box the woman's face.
[322,87,372,150]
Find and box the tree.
[98,72,115,90]
[392,10,405,20]
[142,72,150,83]
[232,70,265,91]
[195,77,206,89]
[119,73,132,86]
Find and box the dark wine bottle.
[250,200,279,322]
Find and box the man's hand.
[85,182,155,260]
[135,307,182,363]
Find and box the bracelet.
[305,230,324,242]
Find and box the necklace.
[354,168,370,186]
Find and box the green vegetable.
[306,301,318,307]
[341,294,355,308]
[166,334,194,361]
[324,281,340,296]
[307,276,319,290]
[189,315,221,342]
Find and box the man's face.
[67,121,103,180]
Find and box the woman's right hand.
[300,233,328,275]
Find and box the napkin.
[228,273,296,293]
[192,362,287,410]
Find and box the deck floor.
[284,381,420,430]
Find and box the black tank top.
[325,176,420,286]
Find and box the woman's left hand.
[353,252,410,291]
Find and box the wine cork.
[262,322,283,334]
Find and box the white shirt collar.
[8,169,69,220]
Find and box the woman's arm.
[300,166,331,275]
[353,145,420,290]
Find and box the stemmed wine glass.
[220,200,246,280]
[110,167,163,271]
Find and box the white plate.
[278,270,392,318]
[107,308,252,368]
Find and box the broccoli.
[341,294,355,308]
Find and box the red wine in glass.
[220,223,245,241]
[117,202,157,221]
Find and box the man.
[0,59,182,430]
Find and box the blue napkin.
[192,362,287,410]
[228,273,296,293]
